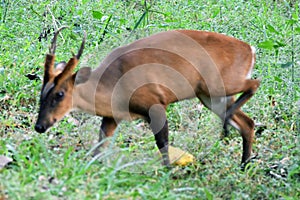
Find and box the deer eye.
[55,91,64,101]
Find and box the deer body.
[35,29,260,166]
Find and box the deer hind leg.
[229,109,255,164]
[197,94,232,133]
[198,95,255,164]
[224,79,260,132]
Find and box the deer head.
[35,27,91,133]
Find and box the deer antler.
[54,31,87,86]
[76,31,86,59]
[49,26,69,54]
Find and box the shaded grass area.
[0,0,299,199]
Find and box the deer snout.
[35,117,57,133]
[34,123,47,133]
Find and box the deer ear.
[54,61,67,75]
[55,61,67,71]
[73,67,91,85]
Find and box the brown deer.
[35,27,260,166]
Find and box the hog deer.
[35,27,260,166]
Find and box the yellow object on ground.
[168,145,195,166]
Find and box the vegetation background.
[0,0,299,199]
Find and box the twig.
[99,14,112,43]
[2,0,9,23]
[125,1,151,43]
[46,5,66,44]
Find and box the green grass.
[0,0,299,199]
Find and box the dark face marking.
[42,82,55,100]
[35,81,72,133]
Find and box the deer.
[35,27,260,166]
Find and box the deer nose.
[35,124,46,133]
